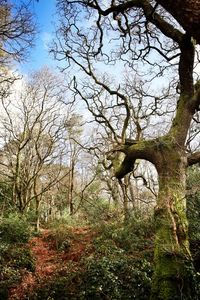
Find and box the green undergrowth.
[0,213,35,299]
[30,215,154,300]
[30,209,200,300]
[31,255,152,300]
[94,215,154,257]
[1,200,199,300]
[46,212,89,229]
[46,223,78,251]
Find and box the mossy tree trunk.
[149,35,198,298]
[151,148,195,299]
[115,140,198,299]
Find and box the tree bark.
[68,159,75,215]
[35,196,40,232]
[151,147,196,299]
[112,139,197,298]
[157,0,200,44]
[106,177,120,206]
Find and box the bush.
[0,242,10,262]
[8,246,35,271]
[0,244,35,299]
[0,266,21,299]
[79,218,154,299]
[47,212,88,229]
[29,263,80,300]
[94,215,154,259]
[46,223,75,251]
[81,198,122,224]
[78,255,152,300]
[31,254,152,300]
[0,180,13,213]
[0,213,31,244]
[0,213,34,299]
[29,215,153,300]
[0,245,35,300]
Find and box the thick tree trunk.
[157,0,200,44]
[151,150,196,299]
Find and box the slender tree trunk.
[151,150,196,299]
[119,176,130,222]
[129,179,136,210]
[35,197,41,232]
[12,182,17,208]
[34,180,41,232]
[69,159,75,215]
[106,177,120,206]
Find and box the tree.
[53,1,200,299]
[0,68,69,229]
[64,113,83,215]
[0,0,35,87]
[0,0,35,64]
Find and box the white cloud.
[41,32,53,50]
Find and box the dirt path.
[9,227,94,300]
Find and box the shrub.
[78,255,152,300]
[0,213,34,299]
[29,215,153,300]
[32,255,152,300]
[46,223,75,251]
[0,243,35,299]
[0,213,31,244]
[7,246,35,271]
[0,266,21,299]
[0,180,13,213]
[29,253,152,300]
[47,212,88,229]
[94,215,154,259]
[0,242,10,263]
[81,198,122,224]
[29,263,80,300]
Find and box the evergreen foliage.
[0,214,34,299]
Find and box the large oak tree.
[53,0,200,299]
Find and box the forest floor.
[8,227,94,300]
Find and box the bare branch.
[187,151,200,166]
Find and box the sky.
[19,0,57,74]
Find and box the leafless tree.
[0,0,36,89]
[64,113,83,214]
[0,0,35,64]
[0,68,70,230]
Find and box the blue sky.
[19,0,57,73]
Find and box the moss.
[151,256,196,300]
[151,279,180,300]
[152,228,195,299]
[152,179,196,299]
